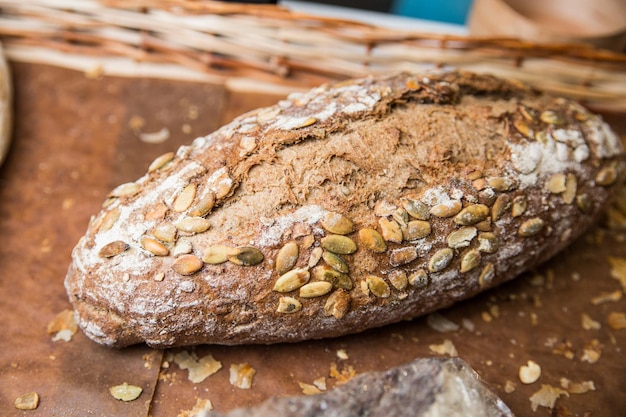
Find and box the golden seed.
[374,200,397,217]
[478,263,495,287]
[153,222,177,243]
[546,173,567,194]
[378,218,403,243]
[540,110,564,125]
[366,275,391,298]
[148,151,175,172]
[299,281,333,298]
[460,249,481,273]
[175,217,211,234]
[277,296,302,313]
[491,194,510,222]
[408,269,429,287]
[313,265,352,290]
[563,174,577,204]
[228,246,264,266]
[428,248,454,273]
[389,247,418,267]
[358,228,387,253]
[189,192,215,217]
[454,204,489,226]
[97,208,120,233]
[301,234,315,249]
[99,240,129,258]
[14,392,39,410]
[321,235,357,255]
[447,226,477,249]
[140,236,169,256]
[322,251,349,273]
[275,241,299,275]
[519,218,545,237]
[172,254,203,275]
[297,117,318,128]
[403,198,430,220]
[576,194,592,213]
[511,196,527,217]
[321,212,354,235]
[388,270,408,291]
[273,268,310,292]
[403,220,431,241]
[109,182,140,198]
[487,177,514,192]
[430,200,462,218]
[478,232,499,253]
[595,163,618,186]
[173,183,197,212]
[202,245,235,264]
[308,247,323,268]
[513,117,534,139]
[324,290,350,319]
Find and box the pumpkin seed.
[321,235,357,255]
[322,251,349,273]
[513,118,534,139]
[546,173,567,193]
[277,296,302,313]
[374,200,397,217]
[140,236,169,256]
[540,110,564,125]
[460,249,481,273]
[387,270,408,291]
[153,222,177,243]
[475,218,492,232]
[171,239,193,257]
[148,151,175,172]
[358,228,387,253]
[273,268,310,292]
[172,254,203,275]
[366,275,391,298]
[478,263,495,287]
[173,183,197,212]
[447,226,477,249]
[297,117,318,128]
[511,195,527,217]
[478,232,499,253]
[99,240,129,258]
[408,269,429,287]
[428,248,454,273]
[595,163,618,186]
[324,290,350,319]
[563,173,577,204]
[313,265,352,290]
[188,192,215,217]
[518,105,536,122]
[491,194,510,222]
[576,194,592,213]
[228,246,264,266]
[402,220,431,241]
[389,247,418,267]
[202,245,234,264]
[454,204,489,226]
[308,247,323,268]
[299,281,333,298]
[110,182,140,198]
[518,218,545,237]
[97,208,120,233]
[378,218,403,243]
[487,177,514,192]
[275,241,299,275]
[391,208,409,229]
[403,198,430,220]
[321,212,354,235]
[175,217,211,234]
[430,200,462,218]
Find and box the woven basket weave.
[1,0,625,110]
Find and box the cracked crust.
[64,71,625,348]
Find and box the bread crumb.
[581,313,601,330]
[580,339,603,363]
[14,392,39,410]
[298,381,323,395]
[481,311,493,322]
[607,256,626,292]
[174,351,222,383]
[519,360,541,384]
[178,398,213,417]
[504,380,516,393]
[529,384,569,412]
[139,127,170,144]
[560,377,596,394]
[336,349,349,360]
[229,363,256,389]
[591,290,622,305]
[427,313,460,332]
[607,312,626,329]
[429,339,458,357]
[109,383,142,401]
[47,309,78,342]
[329,362,356,385]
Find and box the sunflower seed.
[140,236,169,256]
[390,247,418,266]
[511,196,527,217]
[173,183,197,212]
[519,218,545,237]
[428,248,454,273]
[478,263,495,287]
[487,177,514,192]
[148,152,175,172]
[491,194,510,222]
[408,269,429,287]
[540,110,564,125]
[366,275,391,298]
[308,247,323,268]
[172,254,203,275]
[358,228,387,253]
[460,249,481,273]
[478,232,499,253]
[313,265,353,290]
[402,220,431,241]
[273,268,310,292]
[563,174,577,204]
[403,198,430,220]
[379,218,403,243]
[99,240,129,258]
[110,182,140,198]
[321,235,357,255]
[153,222,177,243]
[228,246,264,266]
[299,281,333,298]
[387,270,408,291]
[97,208,120,233]
[447,227,477,249]
[175,217,211,234]
[276,241,299,275]
[188,192,215,217]
[454,204,489,226]
[277,296,302,313]
[546,173,567,193]
[324,290,350,319]
[595,163,618,186]
[430,200,462,218]
[322,251,349,273]
[202,245,235,264]
[321,212,354,235]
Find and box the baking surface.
[0,63,624,416]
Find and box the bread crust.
[64,71,625,348]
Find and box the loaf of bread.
[65,71,624,348]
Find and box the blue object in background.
[391,0,474,25]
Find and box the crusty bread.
[65,71,624,348]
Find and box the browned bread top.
[65,71,624,348]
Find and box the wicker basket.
[1,0,625,110]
